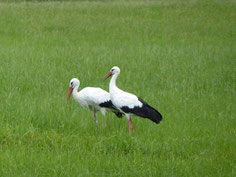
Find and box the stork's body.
[103,67,162,135]
[66,78,122,128]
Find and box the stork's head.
[66,78,80,104]
[103,66,120,80]
[69,78,80,88]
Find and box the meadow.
[0,0,235,176]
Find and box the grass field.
[0,0,235,176]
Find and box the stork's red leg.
[93,113,98,127]
[103,115,107,128]
[128,119,133,136]
[130,118,134,136]
[130,118,134,130]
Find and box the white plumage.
[103,66,162,135]
[66,78,122,128]
[110,87,143,109]
[75,87,110,111]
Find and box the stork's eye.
[71,82,73,85]
[111,69,114,72]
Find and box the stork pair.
[66,66,162,135]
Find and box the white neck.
[72,85,80,100]
[109,72,119,93]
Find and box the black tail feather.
[137,97,162,124]
[145,106,162,124]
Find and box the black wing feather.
[99,100,123,118]
[121,97,162,124]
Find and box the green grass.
[0,0,235,176]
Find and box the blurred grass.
[0,0,235,176]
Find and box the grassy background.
[0,0,235,176]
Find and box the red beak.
[103,72,112,81]
[66,87,73,104]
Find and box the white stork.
[103,66,162,135]
[66,78,123,128]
